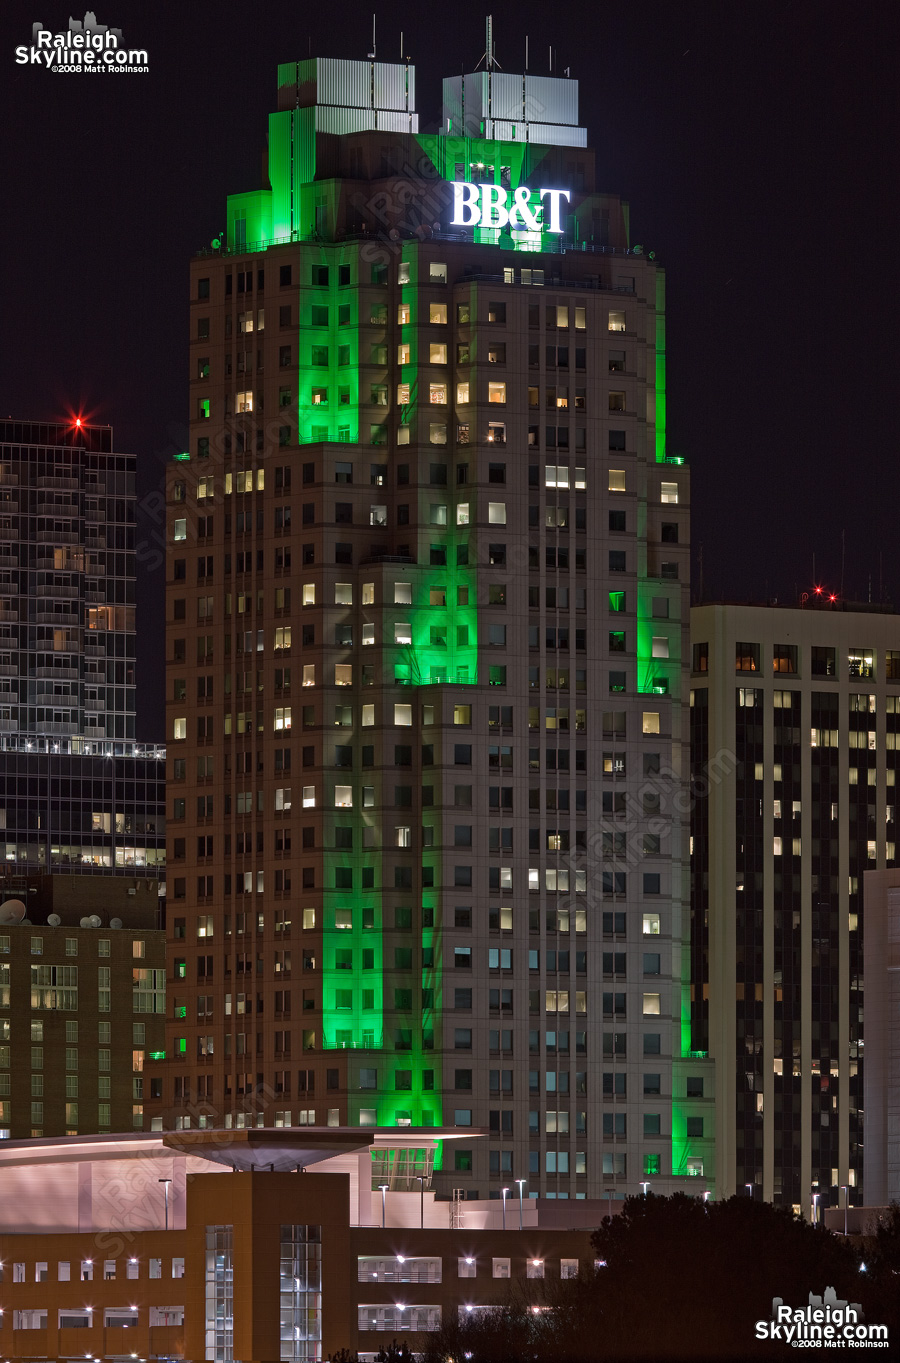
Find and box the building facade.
[861,868,900,1206]
[0,418,165,878]
[0,909,165,1140]
[0,1128,603,1363]
[690,600,900,1211]
[156,53,714,1202]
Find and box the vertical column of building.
[809,686,840,1206]
[733,654,765,1195]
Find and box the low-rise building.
[0,1127,671,1360]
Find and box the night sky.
[2,0,898,739]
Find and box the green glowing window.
[311,346,328,366]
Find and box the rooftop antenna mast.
[476,14,501,70]
[368,13,376,60]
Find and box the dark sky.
[2,0,899,739]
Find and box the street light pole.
[378,1184,389,1229]
[640,1181,650,1197]
[841,1186,848,1236]
[501,1186,509,1230]
[812,1193,819,1226]
[158,1178,172,1232]
[416,1175,424,1230]
[746,1183,753,1200]
[515,1178,525,1231]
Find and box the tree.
[588,1193,863,1359]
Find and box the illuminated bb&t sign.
[450,182,571,234]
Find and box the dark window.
[811,646,837,677]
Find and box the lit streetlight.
[515,1178,526,1231]
[501,1186,509,1230]
[416,1175,425,1230]
[812,1192,820,1226]
[640,1181,650,1197]
[745,1183,753,1200]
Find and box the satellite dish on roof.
[0,899,26,925]
[47,914,62,927]
[89,914,102,928]
[80,916,91,927]
[110,918,123,929]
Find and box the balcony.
[35,474,79,490]
[35,528,78,544]
[34,583,77,598]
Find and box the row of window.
[695,642,900,680]
[179,463,650,497]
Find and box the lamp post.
[501,1186,509,1230]
[515,1178,526,1231]
[158,1179,172,1232]
[702,1190,711,1204]
[378,1184,389,1229]
[812,1193,820,1226]
[416,1175,425,1230]
[841,1186,848,1236]
[746,1183,753,1200]
[640,1181,650,1197]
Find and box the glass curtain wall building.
[0,420,164,879]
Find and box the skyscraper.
[0,417,166,1140]
[0,418,165,879]
[157,52,713,1201]
[691,599,900,1211]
